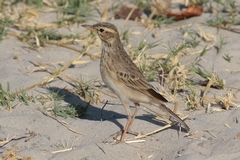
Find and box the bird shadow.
[46,87,188,134]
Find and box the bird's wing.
[114,52,168,102]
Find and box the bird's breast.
[100,49,118,90]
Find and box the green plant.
[223,53,232,63]
[47,89,63,101]
[217,34,227,54]
[152,15,175,26]
[17,90,34,105]
[74,78,101,104]
[56,0,93,26]
[19,27,80,48]
[205,0,240,32]
[44,88,89,118]
[185,35,200,49]
[0,17,12,41]
[0,83,38,108]
[0,82,15,108]
[54,103,89,118]
[132,38,162,80]
[189,0,208,6]
[121,29,130,44]
[158,42,190,77]
[136,0,151,9]
[13,0,43,8]
[110,2,121,12]
[181,23,200,48]
[136,37,161,53]
[185,86,200,110]
[190,67,224,89]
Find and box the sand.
[1,1,240,160]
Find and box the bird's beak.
[81,24,95,32]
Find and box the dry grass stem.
[160,23,194,33]
[52,148,73,154]
[215,90,240,110]
[96,143,107,155]
[173,102,180,113]
[41,110,86,135]
[48,42,100,59]
[206,103,211,113]
[52,137,79,154]
[133,124,172,140]
[11,52,85,97]
[225,124,231,129]
[2,142,32,160]
[197,24,215,42]
[201,74,217,105]
[62,73,117,98]
[96,0,109,21]
[225,69,240,73]
[0,132,37,147]
[203,129,217,138]
[125,139,145,143]
[123,2,140,26]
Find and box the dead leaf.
[166,5,203,20]
[114,5,142,20]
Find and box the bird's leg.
[126,103,140,136]
[113,114,138,142]
[112,99,132,142]
[119,116,132,142]
[114,101,140,142]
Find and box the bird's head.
[82,22,120,44]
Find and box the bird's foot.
[102,129,142,144]
[111,129,141,142]
[126,129,140,136]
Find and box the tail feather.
[147,89,168,103]
[157,103,190,131]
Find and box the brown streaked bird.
[82,22,189,142]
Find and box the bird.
[82,22,189,142]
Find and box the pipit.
[82,22,189,142]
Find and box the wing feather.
[114,53,168,102]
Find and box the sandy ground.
[1,1,240,160]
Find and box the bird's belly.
[119,85,152,104]
[101,69,151,104]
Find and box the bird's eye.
[99,28,104,32]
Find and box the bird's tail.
[157,103,190,131]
